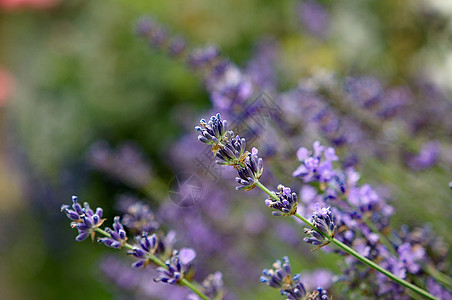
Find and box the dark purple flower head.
[304,204,335,249]
[195,113,230,154]
[127,232,160,269]
[235,147,263,191]
[155,248,196,285]
[260,256,296,289]
[215,134,248,166]
[61,196,106,242]
[195,113,264,191]
[265,184,298,216]
[98,216,128,249]
[260,256,330,300]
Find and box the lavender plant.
[60,196,223,300]
[195,112,451,300]
[57,6,452,300]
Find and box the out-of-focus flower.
[298,0,330,38]
[87,141,153,188]
[408,140,441,171]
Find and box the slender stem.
[93,228,211,300]
[254,181,439,300]
[181,278,210,300]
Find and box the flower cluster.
[260,256,330,300]
[61,196,223,299]
[195,113,231,154]
[60,196,106,242]
[98,216,128,249]
[155,248,196,284]
[265,184,298,216]
[195,113,263,191]
[303,204,336,250]
[136,18,254,113]
[293,141,452,298]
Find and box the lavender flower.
[235,147,263,191]
[155,248,196,284]
[61,196,106,241]
[215,134,248,167]
[304,204,335,250]
[98,216,128,249]
[265,184,298,216]
[195,113,230,154]
[127,232,160,269]
[260,256,330,300]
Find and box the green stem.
[254,181,439,300]
[93,228,211,300]
[328,235,438,300]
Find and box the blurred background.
[1,0,452,299]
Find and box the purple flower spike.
[265,184,298,216]
[155,249,195,285]
[98,216,128,249]
[304,204,336,250]
[195,113,231,154]
[261,256,329,299]
[61,196,106,242]
[127,233,160,269]
[235,147,263,191]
